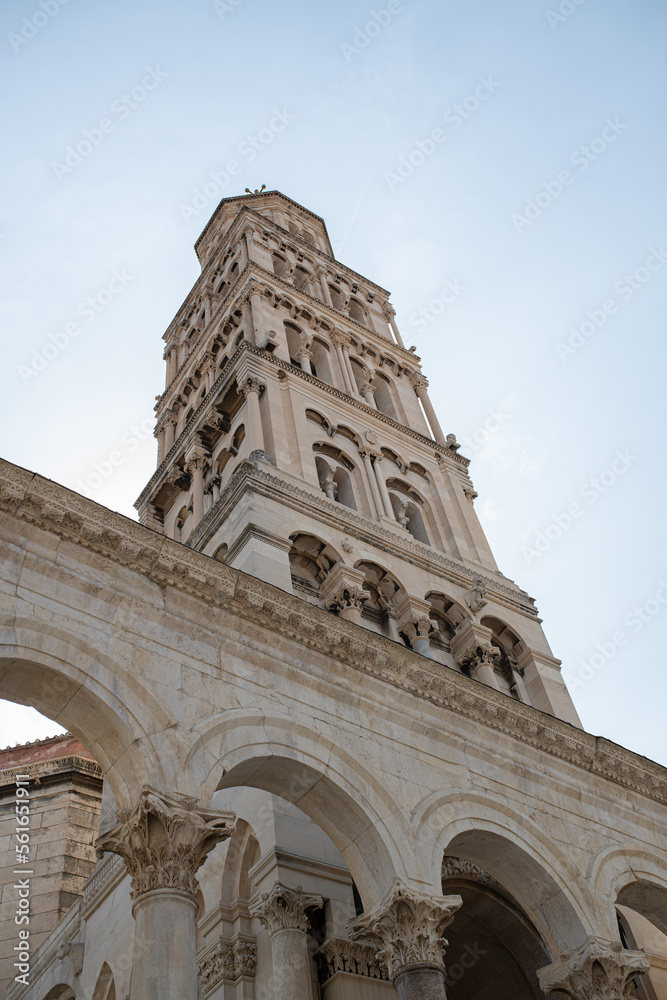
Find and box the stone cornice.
[0,755,103,790]
[2,457,667,811]
[81,854,126,916]
[190,460,534,616]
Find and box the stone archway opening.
[615,879,667,998]
[441,859,550,1000]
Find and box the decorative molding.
[197,937,257,994]
[3,459,667,810]
[315,938,389,984]
[441,857,491,883]
[95,785,235,899]
[0,755,102,789]
[538,939,650,999]
[250,882,323,935]
[349,880,462,980]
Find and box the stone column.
[383,303,406,348]
[186,454,206,526]
[350,880,462,1000]
[163,413,177,454]
[317,268,333,306]
[361,373,377,408]
[241,295,254,340]
[372,454,395,518]
[411,375,447,446]
[450,621,501,690]
[237,375,267,457]
[168,346,179,383]
[243,226,254,267]
[359,449,382,519]
[250,883,323,1000]
[320,563,368,626]
[96,786,235,1000]
[331,333,355,395]
[245,284,264,344]
[538,938,650,999]
[341,345,360,397]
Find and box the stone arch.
[386,477,433,546]
[190,711,408,907]
[415,791,595,954]
[219,817,261,906]
[425,591,470,643]
[0,621,173,811]
[91,962,116,1000]
[42,987,75,1000]
[589,845,667,939]
[372,370,398,420]
[288,532,342,603]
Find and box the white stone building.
[0,189,666,1000]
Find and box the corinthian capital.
[237,375,265,397]
[538,939,649,999]
[349,880,462,980]
[95,786,235,899]
[250,883,323,935]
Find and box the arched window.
[213,543,228,563]
[328,284,344,310]
[480,616,528,702]
[354,561,404,639]
[293,265,312,293]
[372,372,398,419]
[310,338,333,385]
[387,480,430,545]
[284,322,306,368]
[272,253,289,278]
[288,533,340,603]
[315,454,357,510]
[348,298,367,327]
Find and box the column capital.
[237,375,265,397]
[407,371,429,393]
[349,880,462,981]
[95,786,235,900]
[538,938,650,999]
[249,882,323,936]
[450,620,500,671]
[319,563,368,615]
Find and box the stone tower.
[136,189,578,727]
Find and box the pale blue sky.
[1,0,666,762]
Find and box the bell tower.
[136,188,580,727]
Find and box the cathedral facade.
[1,190,666,1000]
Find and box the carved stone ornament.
[460,643,501,673]
[315,938,389,984]
[197,937,257,994]
[538,939,650,1000]
[327,585,368,616]
[441,857,491,883]
[465,575,487,614]
[249,882,323,936]
[402,618,436,643]
[236,375,265,397]
[95,785,235,899]
[349,880,462,980]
